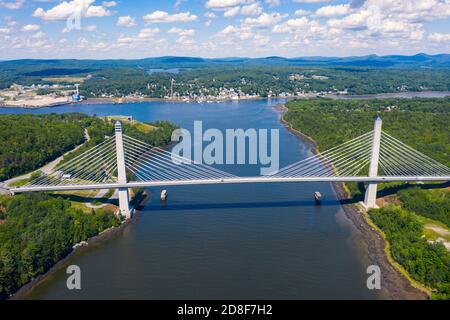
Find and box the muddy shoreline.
[10,191,152,300]
[278,103,428,300]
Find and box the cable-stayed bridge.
[9,118,450,219]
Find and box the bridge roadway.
[11,176,450,193]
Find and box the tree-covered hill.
[283,97,450,299]
[0,114,178,182]
[284,97,450,166]
[0,114,87,181]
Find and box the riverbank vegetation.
[284,97,450,299]
[1,59,450,98]
[0,113,178,181]
[0,114,87,181]
[370,206,450,299]
[0,113,178,299]
[0,193,120,299]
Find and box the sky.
[0,0,449,59]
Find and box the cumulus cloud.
[168,27,195,36]
[428,32,450,42]
[33,0,113,21]
[0,0,24,10]
[293,0,332,3]
[117,15,136,27]
[205,0,249,9]
[243,12,286,27]
[22,24,40,32]
[294,9,310,16]
[315,4,350,17]
[142,10,197,23]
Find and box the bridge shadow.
[152,199,342,211]
[337,181,450,205]
[377,181,450,197]
[49,194,118,205]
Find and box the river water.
[1,99,384,299]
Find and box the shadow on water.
[153,199,342,211]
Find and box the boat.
[160,190,168,201]
[314,192,322,204]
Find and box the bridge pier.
[363,116,382,210]
[115,121,131,219]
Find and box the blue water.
[2,99,383,299]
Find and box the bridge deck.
[10,176,450,193]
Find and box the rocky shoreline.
[278,103,428,300]
[10,191,152,300]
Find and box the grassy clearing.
[9,179,30,187]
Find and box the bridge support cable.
[26,138,116,186]
[123,134,236,179]
[122,134,236,182]
[25,136,118,187]
[379,132,450,177]
[273,131,374,178]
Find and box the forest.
[1,60,450,97]
[0,193,120,299]
[284,97,450,299]
[78,66,450,97]
[0,114,87,181]
[370,206,450,299]
[284,97,450,166]
[0,114,178,181]
[0,114,178,299]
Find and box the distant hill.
[2,53,450,69]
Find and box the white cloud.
[224,6,241,17]
[22,24,40,32]
[0,0,24,10]
[294,9,310,16]
[293,0,332,3]
[0,28,11,34]
[265,0,280,7]
[116,27,161,47]
[102,1,117,7]
[32,31,45,39]
[243,12,286,27]
[315,4,350,17]
[205,0,248,9]
[84,24,97,32]
[241,3,263,16]
[117,15,136,27]
[204,12,217,19]
[142,11,197,23]
[428,32,450,42]
[33,0,113,21]
[168,27,195,36]
[137,27,160,39]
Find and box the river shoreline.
[1,90,449,109]
[278,103,429,300]
[9,191,152,300]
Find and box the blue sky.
[0,0,449,59]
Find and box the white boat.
[314,192,322,204]
[160,190,168,201]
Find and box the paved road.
[85,189,118,209]
[0,129,90,193]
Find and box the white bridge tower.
[115,121,131,219]
[363,116,382,209]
